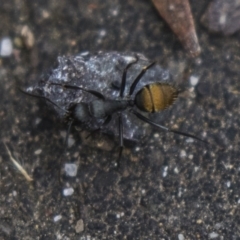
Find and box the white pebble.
[0,37,13,57]
[53,215,62,222]
[135,147,140,152]
[214,223,222,230]
[209,232,219,239]
[67,137,75,147]
[174,167,179,174]
[99,29,106,37]
[180,150,186,158]
[12,190,17,197]
[64,163,78,177]
[226,181,231,188]
[63,187,74,196]
[111,9,119,16]
[141,189,146,194]
[162,166,168,177]
[178,233,185,240]
[154,133,159,138]
[34,149,42,155]
[189,75,199,86]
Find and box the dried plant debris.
[151,0,201,57]
[201,0,240,35]
[4,142,33,182]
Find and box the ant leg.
[85,115,112,139]
[64,120,74,148]
[103,114,112,126]
[49,82,105,100]
[129,61,156,96]
[118,113,124,165]
[131,109,210,145]
[119,56,139,97]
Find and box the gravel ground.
[0,0,240,239]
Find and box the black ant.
[20,56,209,161]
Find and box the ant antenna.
[49,83,105,100]
[19,86,75,154]
[118,113,124,159]
[64,120,74,147]
[18,87,66,113]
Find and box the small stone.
[201,0,240,35]
[21,25,35,49]
[63,187,74,196]
[67,136,75,147]
[162,166,168,177]
[226,181,231,188]
[189,75,199,86]
[53,215,62,222]
[180,150,186,158]
[178,233,185,240]
[75,219,84,233]
[34,149,42,155]
[0,37,13,57]
[209,232,219,239]
[64,163,78,177]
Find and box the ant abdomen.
[135,83,178,113]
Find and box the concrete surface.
[0,0,240,239]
